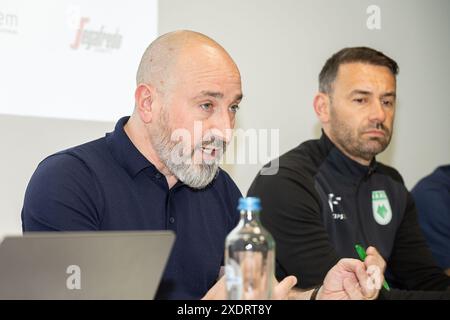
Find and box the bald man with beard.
[22,31,384,300]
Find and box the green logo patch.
[372,190,392,225]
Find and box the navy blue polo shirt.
[21,116,242,299]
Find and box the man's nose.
[211,109,233,144]
[369,100,387,124]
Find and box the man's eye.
[200,103,212,111]
[382,100,394,107]
[229,105,240,113]
[353,98,366,104]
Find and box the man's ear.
[134,84,155,124]
[313,92,331,124]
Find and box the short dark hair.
[319,47,399,94]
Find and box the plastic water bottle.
[225,197,275,300]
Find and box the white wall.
[0,115,114,237]
[1,0,449,238]
[158,0,450,192]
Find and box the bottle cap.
[238,197,262,211]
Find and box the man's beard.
[329,106,392,162]
[149,109,226,189]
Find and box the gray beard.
[149,111,222,189]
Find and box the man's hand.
[202,274,297,300]
[202,275,227,300]
[272,275,298,299]
[203,246,386,300]
[364,246,387,290]
[318,257,383,300]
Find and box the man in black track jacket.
[248,47,450,299]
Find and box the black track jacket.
[248,132,450,299]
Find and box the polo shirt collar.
[106,116,157,178]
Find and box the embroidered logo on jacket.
[328,193,347,220]
[372,190,392,225]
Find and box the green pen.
[355,244,390,291]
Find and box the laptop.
[0,231,175,300]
